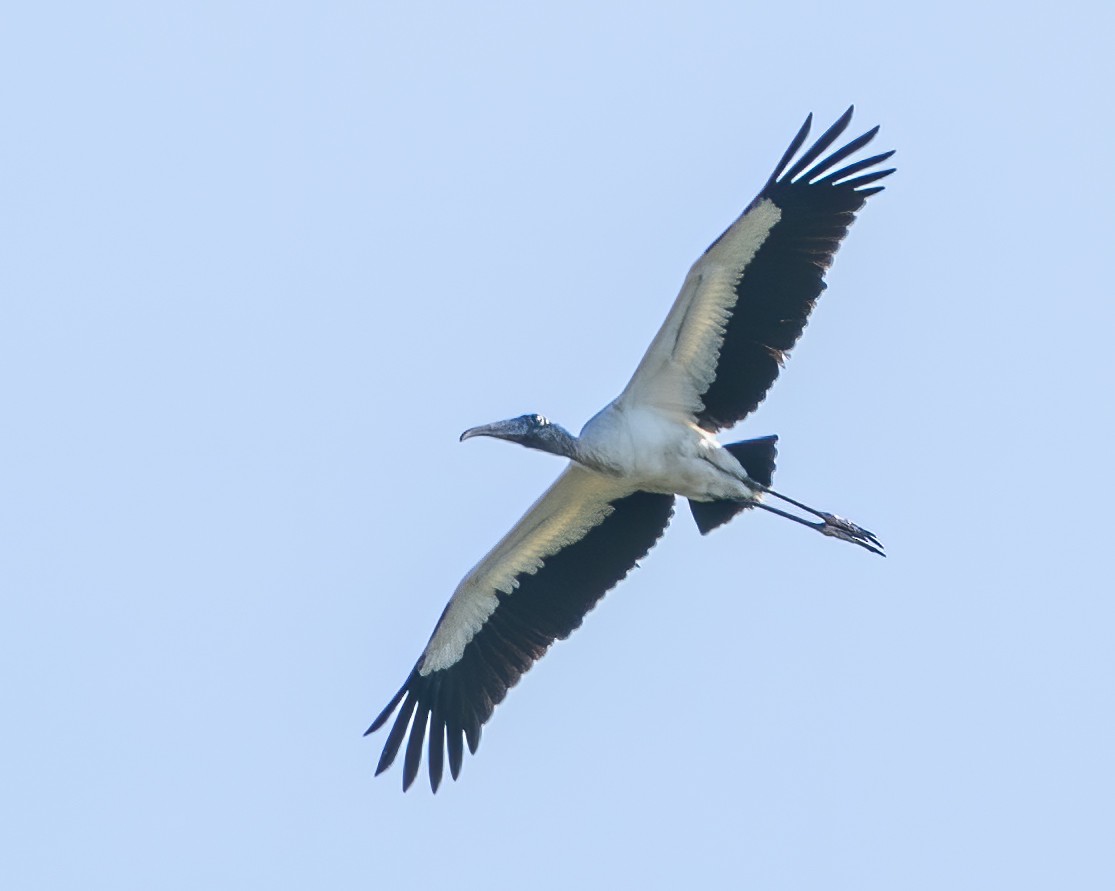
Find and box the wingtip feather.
[784,107,855,182]
[767,112,813,185]
[366,673,412,736]
[402,706,429,791]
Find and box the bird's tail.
[688,435,778,535]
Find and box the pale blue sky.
[3,2,1114,888]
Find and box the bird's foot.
[818,513,885,557]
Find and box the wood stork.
[368,107,894,791]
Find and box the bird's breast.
[578,404,747,501]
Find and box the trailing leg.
[753,499,885,557]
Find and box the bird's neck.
[525,423,581,460]
[526,425,615,474]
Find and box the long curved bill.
[460,420,517,443]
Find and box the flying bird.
[368,106,894,791]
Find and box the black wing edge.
[365,490,676,792]
[696,106,895,432]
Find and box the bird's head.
[460,414,575,458]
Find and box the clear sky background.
[3,2,1113,888]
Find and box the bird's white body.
[577,401,756,502]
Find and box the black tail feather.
[689,435,778,535]
[723,435,777,487]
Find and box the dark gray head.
[460,413,577,459]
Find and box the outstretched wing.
[619,106,894,431]
[367,464,675,791]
